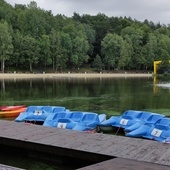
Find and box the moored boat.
[142,117,170,142]
[43,110,72,127]
[0,106,27,118]
[111,110,153,133]
[0,106,7,110]
[15,105,69,124]
[1,105,26,111]
[126,117,170,142]
[43,111,106,132]
[72,112,106,132]
[97,110,143,133]
[125,113,164,134]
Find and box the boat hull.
[1,105,26,111]
[0,107,27,118]
[99,126,114,132]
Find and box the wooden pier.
[77,158,170,170]
[0,164,24,170]
[0,120,170,169]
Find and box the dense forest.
[0,0,170,73]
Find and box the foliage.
[92,54,103,71]
[101,33,124,70]
[20,35,39,72]
[1,0,170,72]
[0,20,13,72]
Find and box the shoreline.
[0,73,153,79]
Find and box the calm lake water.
[0,76,170,169]
[1,76,170,116]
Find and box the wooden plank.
[0,164,24,170]
[76,158,170,170]
[0,120,170,167]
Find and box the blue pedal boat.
[125,113,165,133]
[143,118,170,142]
[15,105,67,124]
[43,111,82,127]
[126,117,170,142]
[72,112,106,132]
[15,105,43,122]
[98,110,143,133]
[111,110,152,130]
[50,112,106,132]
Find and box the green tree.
[49,29,58,71]
[92,54,103,71]
[101,33,124,70]
[121,26,144,70]
[157,34,170,61]
[39,34,51,70]
[0,21,13,72]
[0,0,13,23]
[17,1,52,38]
[63,21,89,69]
[141,33,158,70]
[82,24,96,57]
[118,40,132,70]
[82,13,110,57]
[11,30,24,67]
[71,35,89,68]
[58,32,72,70]
[49,29,71,71]
[20,35,39,72]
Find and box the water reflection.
[1,76,170,116]
[0,77,160,115]
[153,76,170,94]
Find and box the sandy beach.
[0,72,153,79]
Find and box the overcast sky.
[5,0,170,25]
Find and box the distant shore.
[0,72,153,79]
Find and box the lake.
[0,76,170,169]
[1,76,170,117]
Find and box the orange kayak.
[0,107,26,118]
[0,105,26,111]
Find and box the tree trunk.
[1,59,5,73]
[52,55,55,71]
[30,62,32,72]
[1,80,5,93]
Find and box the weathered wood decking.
[0,164,24,170]
[77,158,170,170]
[0,120,170,169]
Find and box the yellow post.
[153,61,162,75]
